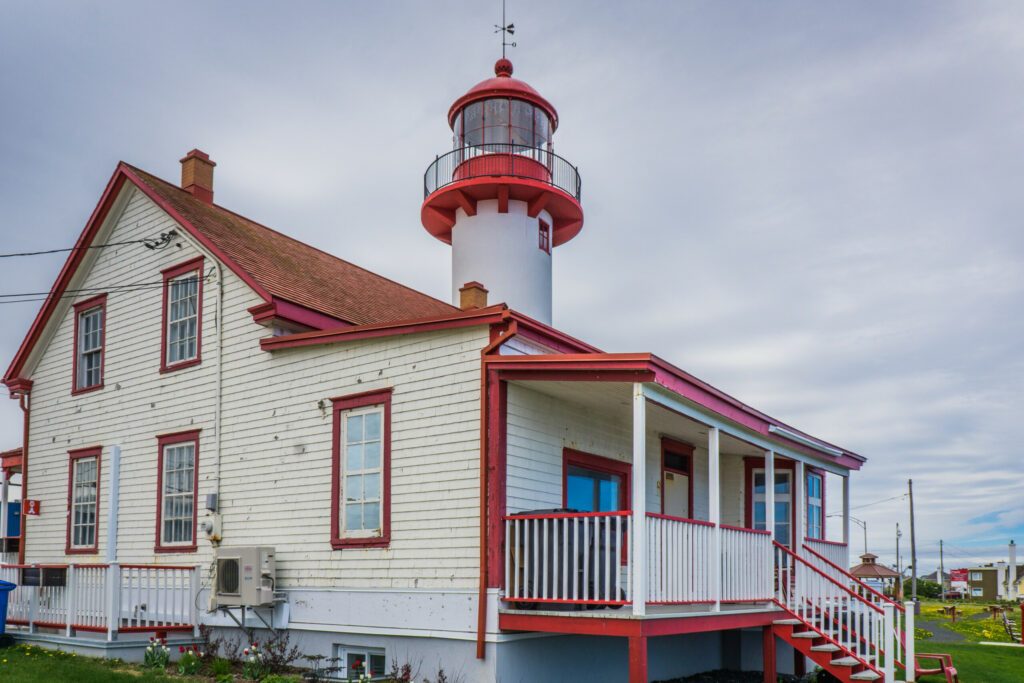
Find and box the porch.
[0,562,200,640]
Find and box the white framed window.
[341,406,384,536]
[806,472,823,540]
[67,448,101,552]
[332,644,387,681]
[167,273,199,363]
[970,571,983,581]
[161,257,203,372]
[752,468,792,546]
[156,431,199,551]
[971,587,983,597]
[331,389,391,549]
[72,294,106,393]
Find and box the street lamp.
[828,513,867,554]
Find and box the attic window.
[161,257,204,373]
[72,294,107,395]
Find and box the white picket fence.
[0,563,199,639]
[504,512,775,608]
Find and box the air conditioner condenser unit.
[213,546,275,608]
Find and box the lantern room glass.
[455,97,552,152]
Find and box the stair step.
[850,672,881,681]
[790,631,820,639]
[773,619,803,625]
[830,656,861,667]
[809,644,841,653]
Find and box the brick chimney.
[180,149,216,203]
[459,281,488,310]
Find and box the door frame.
[659,436,694,517]
[743,456,797,548]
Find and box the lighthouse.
[421,58,584,325]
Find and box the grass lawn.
[0,643,204,683]
[906,600,1024,682]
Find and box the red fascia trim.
[159,257,204,374]
[70,293,107,396]
[505,310,601,354]
[330,388,392,550]
[65,446,102,555]
[154,430,201,554]
[3,169,129,385]
[261,305,508,351]
[659,436,694,517]
[0,447,23,472]
[561,448,632,511]
[648,355,864,466]
[248,298,350,331]
[497,609,780,638]
[645,512,716,528]
[5,378,33,398]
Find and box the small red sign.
[24,499,40,515]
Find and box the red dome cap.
[447,59,559,131]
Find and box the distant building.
[850,553,901,595]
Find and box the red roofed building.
[0,56,899,683]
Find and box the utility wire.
[0,231,176,259]
[849,492,908,512]
[0,273,213,305]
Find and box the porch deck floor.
[500,601,781,620]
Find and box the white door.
[663,470,690,518]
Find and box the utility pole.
[939,540,945,602]
[909,479,918,603]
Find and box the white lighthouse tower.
[421,58,584,325]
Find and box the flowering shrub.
[243,641,270,680]
[143,637,170,669]
[178,644,205,675]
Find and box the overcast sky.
[1,1,1021,575]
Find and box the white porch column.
[794,460,805,555]
[105,446,121,563]
[0,466,8,539]
[631,383,647,616]
[765,450,775,543]
[842,475,851,568]
[709,427,721,611]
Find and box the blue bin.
[0,579,15,635]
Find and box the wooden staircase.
[772,542,903,682]
[773,616,881,682]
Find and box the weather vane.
[494,0,515,59]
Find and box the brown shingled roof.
[127,165,457,326]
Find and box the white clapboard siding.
[22,186,490,590]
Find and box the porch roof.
[485,353,865,471]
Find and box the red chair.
[914,653,959,683]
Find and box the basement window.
[72,294,107,394]
[331,644,387,681]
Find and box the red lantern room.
[421,58,584,324]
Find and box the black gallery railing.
[424,144,582,201]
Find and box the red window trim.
[561,448,632,511]
[538,219,551,254]
[330,388,393,550]
[71,294,107,395]
[659,437,694,516]
[65,446,102,555]
[154,429,201,554]
[743,458,828,544]
[160,256,204,374]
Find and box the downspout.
[476,315,515,659]
[17,391,29,565]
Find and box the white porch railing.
[803,538,849,577]
[503,512,775,609]
[721,525,773,602]
[646,514,713,604]
[1,563,200,639]
[505,512,631,605]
